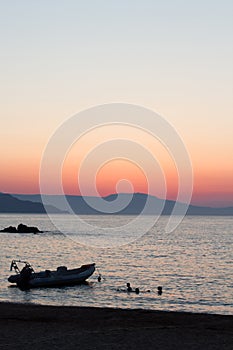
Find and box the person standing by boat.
[18,264,32,290]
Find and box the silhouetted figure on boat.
[18,264,32,290]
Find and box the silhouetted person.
[158,286,163,295]
[18,264,32,290]
[127,282,132,292]
[135,288,140,294]
[97,274,102,282]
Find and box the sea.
[0,214,232,315]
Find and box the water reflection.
[0,215,232,315]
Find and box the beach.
[0,302,232,350]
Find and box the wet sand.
[0,302,232,350]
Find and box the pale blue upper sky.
[1,1,232,131]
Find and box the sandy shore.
[0,302,232,350]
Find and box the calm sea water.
[0,214,232,315]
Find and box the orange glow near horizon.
[1,159,232,207]
[61,124,180,199]
[63,159,150,197]
[1,125,232,207]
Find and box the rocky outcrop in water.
[0,223,43,234]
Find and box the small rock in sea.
[0,223,43,234]
[17,223,42,233]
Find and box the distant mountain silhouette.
[0,193,64,213]
[11,193,233,216]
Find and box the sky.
[0,0,232,207]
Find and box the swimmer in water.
[127,282,132,292]
[158,286,163,295]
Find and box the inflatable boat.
[8,260,95,289]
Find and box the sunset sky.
[0,1,232,207]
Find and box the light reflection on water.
[0,214,232,314]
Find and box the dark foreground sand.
[0,302,232,350]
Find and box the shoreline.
[0,302,232,349]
